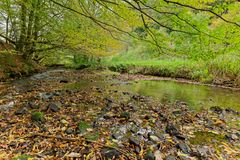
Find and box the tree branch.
[163,0,240,27]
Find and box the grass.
[104,59,211,82]
[101,52,240,86]
[45,46,240,87]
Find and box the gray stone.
[15,107,28,115]
[101,147,120,159]
[129,137,140,147]
[177,142,191,154]
[48,103,61,112]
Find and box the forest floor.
[0,68,239,159]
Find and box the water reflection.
[122,80,240,111]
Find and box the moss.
[12,154,33,160]
[31,112,44,122]
[78,121,91,133]
[190,131,226,145]
[84,132,99,141]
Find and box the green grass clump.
[208,53,240,83]
[31,112,44,122]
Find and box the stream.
[1,69,240,111]
[0,69,239,159]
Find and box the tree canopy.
[0,0,239,61]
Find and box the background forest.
[0,0,240,86]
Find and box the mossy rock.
[12,154,33,160]
[78,120,91,133]
[31,112,44,122]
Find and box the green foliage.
[31,112,44,122]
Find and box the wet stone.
[210,106,223,114]
[225,133,238,141]
[101,147,120,159]
[149,135,160,142]
[48,103,61,112]
[129,136,140,147]
[65,128,74,134]
[166,124,179,136]
[27,102,39,109]
[15,107,28,115]
[135,146,141,154]
[177,142,191,154]
[175,134,186,140]
[165,155,176,160]
[112,133,121,140]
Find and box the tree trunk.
[18,0,27,56]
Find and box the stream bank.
[0,69,239,159]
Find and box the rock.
[60,79,68,83]
[135,146,141,154]
[175,134,186,140]
[149,135,160,142]
[166,124,179,136]
[154,150,163,160]
[112,133,121,140]
[31,112,44,122]
[15,107,28,115]
[225,133,238,140]
[48,103,61,112]
[105,98,114,103]
[60,119,69,126]
[144,151,155,160]
[101,147,120,159]
[210,106,223,114]
[196,146,211,158]
[172,109,182,115]
[177,142,191,154]
[39,92,54,100]
[129,137,140,147]
[130,126,138,133]
[66,152,80,158]
[165,155,176,160]
[27,102,39,109]
[159,113,168,122]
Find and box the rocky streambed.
[0,69,239,159]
